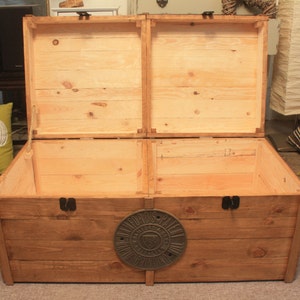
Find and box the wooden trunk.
[0,14,300,285]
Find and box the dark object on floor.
[288,126,300,152]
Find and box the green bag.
[0,102,13,174]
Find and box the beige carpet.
[1,262,300,300]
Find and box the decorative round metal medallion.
[114,209,187,270]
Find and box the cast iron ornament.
[114,209,187,270]
[157,0,168,8]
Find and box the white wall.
[49,0,130,15]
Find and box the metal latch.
[77,11,91,20]
[202,11,214,18]
[59,197,77,212]
[222,196,240,210]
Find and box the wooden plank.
[152,87,256,102]
[10,260,144,283]
[156,155,256,175]
[182,218,296,239]
[6,240,116,261]
[156,260,286,282]
[34,69,141,90]
[154,196,300,219]
[36,157,139,176]
[257,141,300,193]
[145,271,155,286]
[0,221,13,285]
[151,118,260,135]
[33,22,142,41]
[285,202,300,282]
[36,100,141,121]
[25,15,145,26]
[143,16,152,134]
[155,173,256,196]
[152,100,257,120]
[155,239,289,282]
[155,138,260,157]
[152,22,260,37]
[36,51,141,71]
[6,238,291,265]
[0,145,36,196]
[2,219,118,241]
[37,174,142,196]
[31,140,146,196]
[152,35,258,52]
[0,198,145,219]
[2,214,295,242]
[35,87,142,102]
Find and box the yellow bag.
[0,102,13,174]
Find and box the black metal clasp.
[77,11,91,20]
[59,197,77,212]
[202,11,214,18]
[222,196,240,210]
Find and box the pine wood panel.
[154,174,255,196]
[151,138,259,196]
[0,145,36,196]
[150,139,300,196]
[27,21,143,137]
[31,139,146,196]
[257,141,300,193]
[150,22,263,135]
